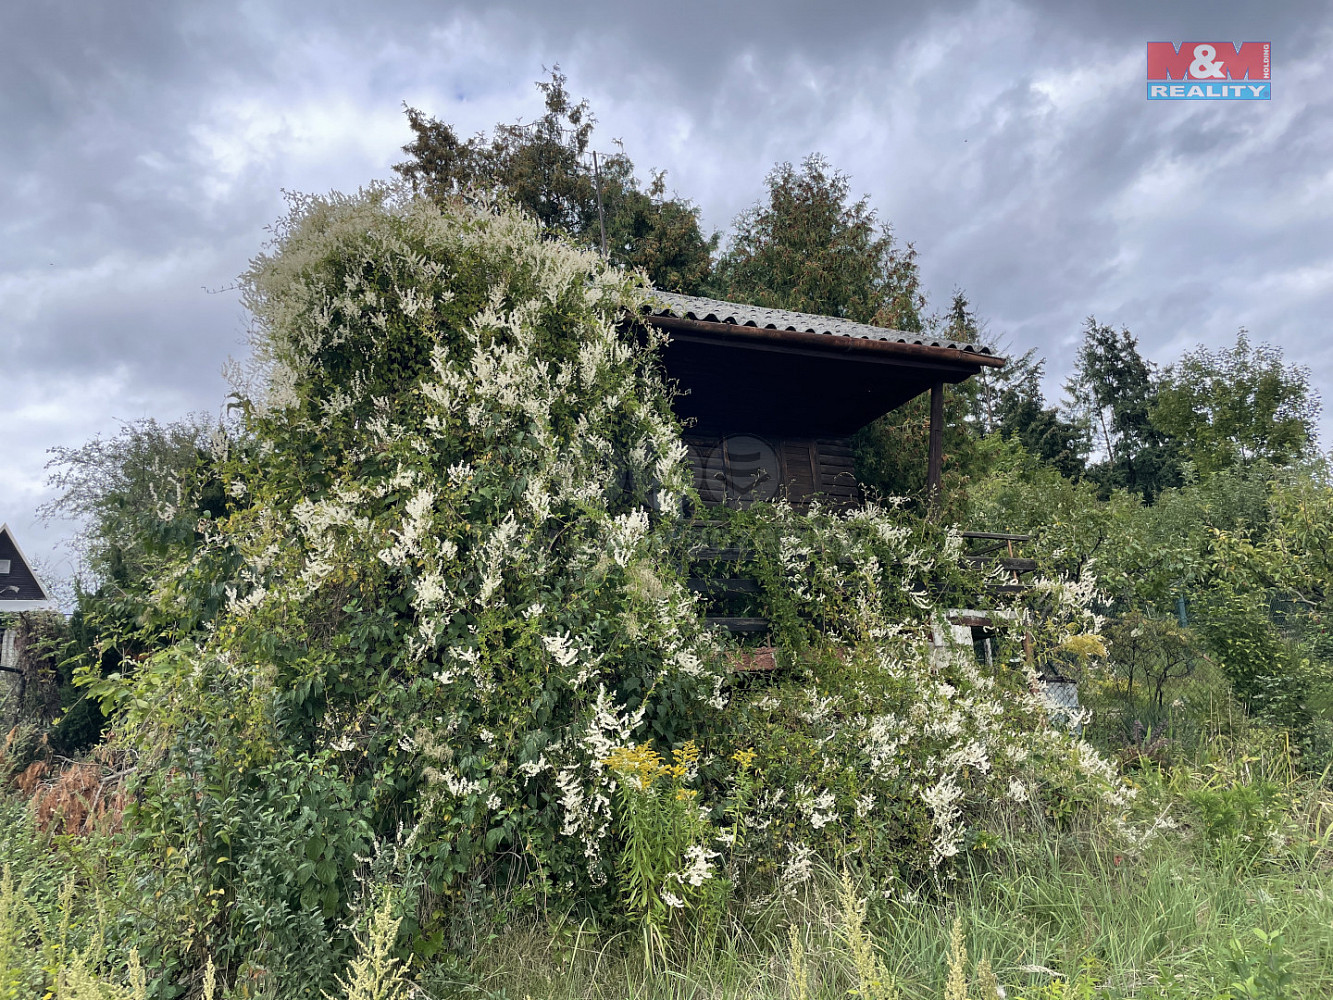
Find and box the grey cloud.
[3,0,1330,582]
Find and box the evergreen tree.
[712,154,923,329]
[1065,318,1180,500]
[986,349,1087,479]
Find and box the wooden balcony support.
[927,381,944,502]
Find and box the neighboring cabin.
[643,292,1004,509]
[1,523,54,690]
[0,524,52,613]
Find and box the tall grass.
[436,789,1333,1000]
[3,724,1330,998]
[3,817,1330,998]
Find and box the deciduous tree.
[1153,331,1319,474]
[394,70,715,292]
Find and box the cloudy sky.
[4,1,1330,589]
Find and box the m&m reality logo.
[1147,42,1271,100]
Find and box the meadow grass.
[441,813,1333,1000]
[3,729,1331,999]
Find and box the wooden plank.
[816,441,855,461]
[689,546,749,562]
[780,439,817,498]
[815,438,862,508]
[960,531,1031,542]
[705,616,770,634]
[820,468,858,483]
[965,557,1038,573]
[688,577,761,595]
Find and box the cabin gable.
[0,524,54,611]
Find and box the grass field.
[436,825,1333,1000]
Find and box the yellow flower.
[1060,633,1108,660]
[603,743,668,789]
[670,740,700,779]
[731,748,757,773]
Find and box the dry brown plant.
[28,761,125,835]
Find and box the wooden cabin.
[643,292,1005,508]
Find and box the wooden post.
[927,381,944,501]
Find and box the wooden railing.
[680,527,1035,672]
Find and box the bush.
[54,191,1133,988]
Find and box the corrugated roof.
[646,291,998,359]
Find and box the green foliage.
[598,165,717,294]
[74,189,729,983]
[977,349,1087,480]
[837,870,898,1000]
[712,153,923,330]
[964,440,1135,584]
[42,416,222,595]
[602,741,722,966]
[1101,613,1206,707]
[39,416,230,753]
[1065,318,1180,501]
[1186,779,1290,867]
[28,184,1146,995]
[1225,928,1296,1000]
[394,70,715,292]
[0,866,27,999]
[1198,594,1311,730]
[1154,331,1320,475]
[853,388,987,508]
[0,803,140,1000]
[967,439,1333,771]
[30,134,1332,997]
[123,749,370,991]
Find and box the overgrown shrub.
[63,190,1128,990]
[1198,594,1312,733]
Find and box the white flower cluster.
[184,190,735,894]
[727,501,1131,874]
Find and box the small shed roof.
[0,524,54,612]
[646,291,1000,360]
[642,291,1004,437]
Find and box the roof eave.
[0,600,55,613]
[644,313,1007,371]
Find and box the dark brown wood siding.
[814,438,859,508]
[683,434,861,511]
[0,529,48,603]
